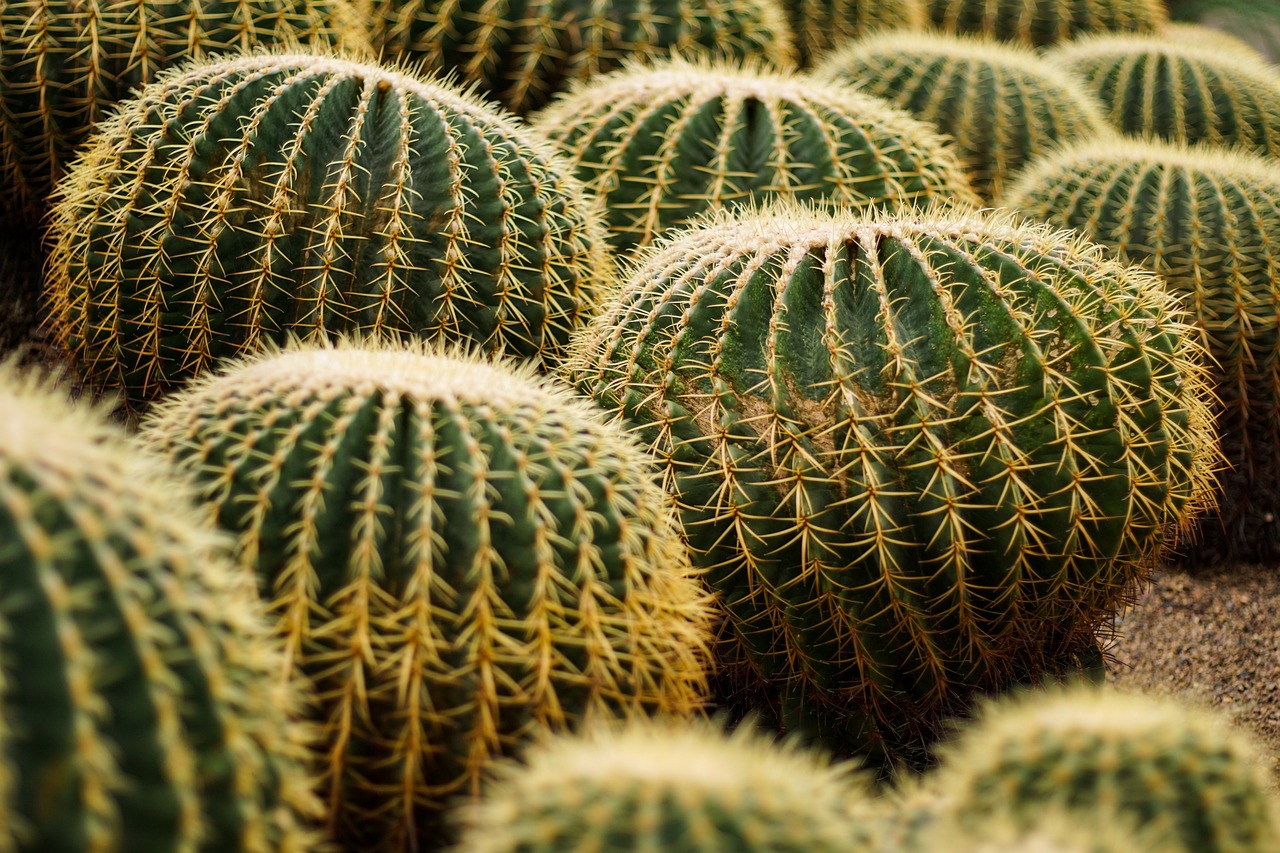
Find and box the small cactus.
[0,0,365,223]
[788,0,926,68]
[566,202,1217,766]
[532,58,978,253]
[455,719,876,853]
[370,0,796,115]
[48,51,610,406]
[1047,34,1280,154]
[930,687,1280,853]
[1002,139,1280,564]
[0,361,320,852]
[923,0,1168,47]
[817,31,1108,200]
[141,338,713,850]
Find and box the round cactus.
[816,31,1108,200]
[923,0,1168,47]
[141,338,713,850]
[532,58,979,254]
[787,0,926,68]
[0,0,365,223]
[370,0,796,115]
[1048,34,1280,154]
[455,719,876,853]
[931,687,1280,853]
[0,361,320,852]
[907,812,1177,853]
[47,51,610,406]
[566,203,1217,765]
[1003,139,1280,564]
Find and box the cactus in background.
[924,0,1167,47]
[906,811,1176,853]
[1048,34,1280,154]
[141,338,713,851]
[0,0,365,223]
[0,361,320,852]
[817,31,1108,200]
[533,59,978,254]
[787,0,926,68]
[931,687,1280,853]
[370,0,795,115]
[455,719,877,853]
[1166,1,1280,63]
[566,203,1217,766]
[47,52,609,407]
[1003,140,1280,565]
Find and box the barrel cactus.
[0,361,320,852]
[0,0,365,223]
[455,719,876,853]
[1048,34,1280,154]
[931,687,1280,853]
[370,0,795,115]
[141,338,713,850]
[787,0,926,68]
[817,31,1108,200]
[924,0,1168,47]
[1003,139,1280,564]
[47,51,609,406]
[566,203,1217,766]
[532,59,978,254]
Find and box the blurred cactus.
[905,811,1176,853]
[818,31,1108,200]
[48,52,609,407]
[0,0,365,223]
[370,0,796,114]
[0,362,320,852]
[924,0,1167,47]
[533,58,978,253]
[566,203,1217,766]
[141,338,712,850]
[788,0,926,67]
[1166,1,1280,63]
[1049,34,1280,154]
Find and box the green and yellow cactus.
[1003,139,1280,564]
[1048,34,1280,154]
[906,811,1176,853]
[0,0,364,223]
[787,0,926,68]
[141,338,713,850]
[370,0,795,115]
[532,58,978,254]
[566,202,1217,766]
[47,51,610,406]
[455,719,876,853]
[923,0,1168,47]
[0,361,320,852]
[817,31,1108,200]
[931,687,1280,853]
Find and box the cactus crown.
[924,0,1168,47]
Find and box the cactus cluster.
[47,52,609,406]
[0,362,320,851]
[567,202,1217,764]
[818,31,1108,200]
[786,0,926,67]
[923,0,1168,47]
[141,339,713,850]
[534,59,978,253]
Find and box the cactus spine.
[47,52,610,406]
[788,0,926,68]
[924,0,1168,47]
[817,31,1108,200]
[370,0,796,115]
[533,59,979,254]
[0,0,365,223]
[566,203,1217,765]
[141,338,713,851]
[0,362,320,852]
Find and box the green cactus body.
[456,719,876,853]
[787,0,926,68]
[0,363,320,852]
[817,31,1108,200]
[1047,34,1280,154]
[370,0,795,115]
[47,52,610,406]
[141,339,713,851]
[566,203,1217,765]
[931,688,1280,853]
[1002,140,1280,564]
[532,59,979,254]
[0,0,365,223]
[904,811,1176,853]
[924,0,1167,47]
